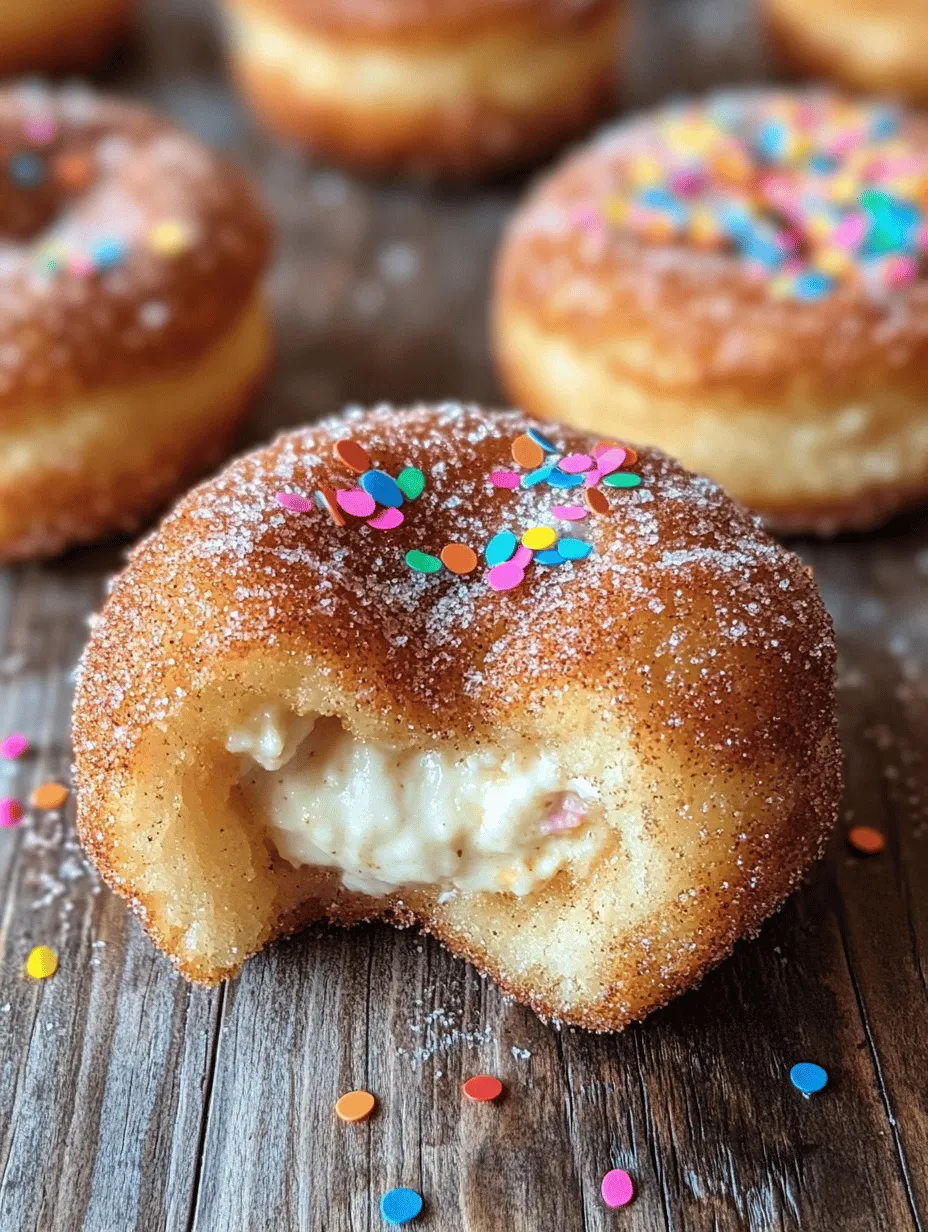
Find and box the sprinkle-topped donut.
[493,88,928,535]
[0,82,272,562]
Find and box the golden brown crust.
[250,0,613,38]
[0,0,130,76]
[0,83,271,411]
[73,404,841,1030]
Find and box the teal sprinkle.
[603,472,642,488]
[396,467,425,500]
[405,550,441,574]
[521,466,554,488]
[557,538,593,561]
[485,531,517,566]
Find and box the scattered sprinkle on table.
[0,797,23,828]
[0,733,28,760]
[462,1075,503,1102]
[30,782,68,811]
[26,945,58,980]
[276,491,313,513]
[334,438,371,474]
[406,549,442,574]
[396,467,425,499]
[790,1062,828,1095]
[848,825,886,855]
[380,1188,423,1225]
[440,544,478,574]
[335,1090,376,1123]
[601,1169,635,1208]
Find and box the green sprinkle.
[603,472,642,488]
[406,549,441,574]
[397,467,425,500]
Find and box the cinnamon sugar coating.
[73,404,841,1029]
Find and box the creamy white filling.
[228,706,606,898]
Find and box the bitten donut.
[0,0,130,77]
[765,0,928,106]
[494,89,928,535]
[220,0,625,178]
[73,403,841,1032]
[0,84,271,562]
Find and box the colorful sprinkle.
[593,447,626,476]
[511,434,545,469]
[601,1169,635,1208]
[24,116,56,144]
[380,1188,423,1225]
[527,427,557,452]
[790,1062,828,1095]
[334,439,371,474]
[26,945,58,980]
[512,545,534,569]
[406,550,442,574]
[276,491,313,513]
[360,471,404,508]
[0,797,23,828]
[604,472,642,488]
[30,783,68,811]
[1,733,28,760]
[335,1090,376,1122]
[440,544,478,574]
[487,561,525,592]
[396,467,425,499]
[559,454,593,474]
[553,505,587,521]
[148,220,191,257]
[90,237,127,270]
[536,549,566,565]
[585,488,610,516]
[547,470,584,490]
[557,538,593,560]
[367,508,404,530]
[315,488,346,527]
[490,470,521,490]
[54,152,93,191]
[848,825,886,855]
[485,531,518,565]
[336,489,377,518]
[9,152,45,188]
[462,1075,503,1102]
[521,526,557,551]
[521,466,555,488]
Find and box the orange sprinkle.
[440,543,478,575]
[511,434,544,470]
[316,487,346,527]
[335,1090,376,1122]
[30,782,68,811]
[848,826,885,855]
[54,153,93,191]
[463,1075,503,1102]
[585,488,610,516]
[334,439,370,474]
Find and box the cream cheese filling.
[228,706,606,898]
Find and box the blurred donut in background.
[0,0,131,76]
[764,0,928,105]
[218,0,627,179]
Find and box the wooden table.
[2,1,927,1228]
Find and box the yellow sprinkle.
[26,945,58,980]
[689,209,720,247]
[149,220,191,257]
[628,154,662,187]
[603,195,627,226]
[521,526,557,551]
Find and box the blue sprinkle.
[380,1188,423,1225]
[527,427,557,453]
[557,538,593,561]
[485,531,517,566]
[870,107,899,141]
[521,466,554,489]
[90,237,127,269]
[743,235,784,270]
[536,549,566,565]
[8,152,45,188]
[359,470,404,508]
[807,153,837,174]
[756,119,789,162]
[547,470,583,489]
[790,1062,828,1096]
[792,271,833,302]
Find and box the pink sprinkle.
[601,1170,634,1209]
[68,254,94,277]
[0,733,28,760]
[24,116,56,144]
[512,545,533,569]
[336,488,376,518]
[559,454,593,474]
[885,256,918,288]
[584,469,604,488]
[594,447,626,476]
[539,809,583,835]
[553,505,587,521]
[0,797,22,828]
[491,471,521,489]
[568,203,602,233]
[833,213,866,251]
[487,562,525,592]
[367,507,404,530]
[276,492,312,513]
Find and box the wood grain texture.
[0,0,926,1228]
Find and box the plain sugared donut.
[220,0,625,178]
[0,84,271,562]
[0,0,130,76]
[73,403,841,1032]
[493,89,928,535]
[765,0,928,106]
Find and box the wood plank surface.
[0,0,927,1228]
